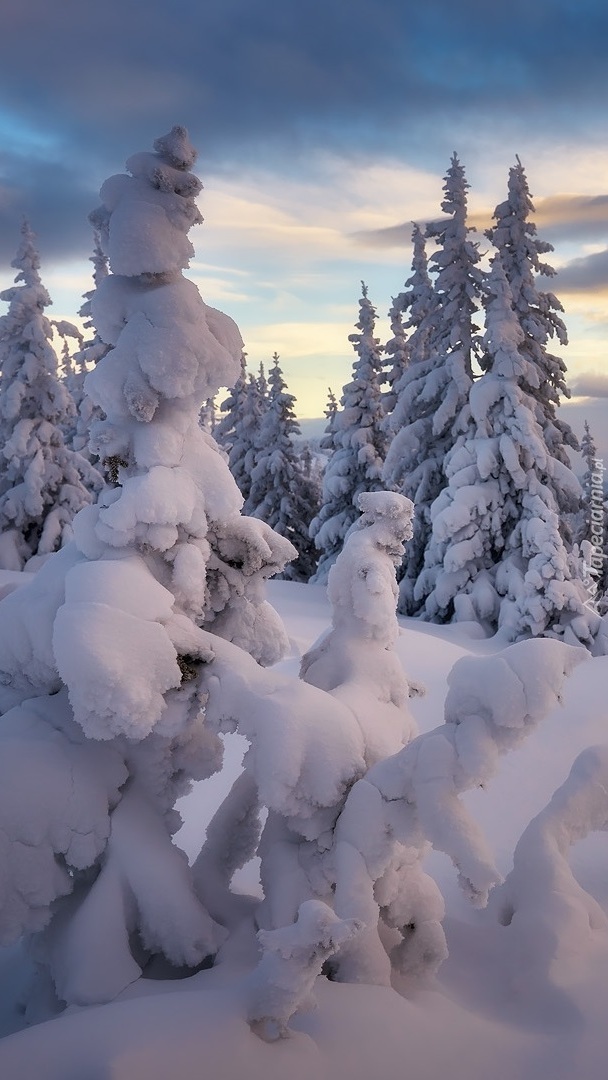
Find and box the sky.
[0,0,607,452]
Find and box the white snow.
[1,577,607,1079]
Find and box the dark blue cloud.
[0,0,607,262]
[557,249,608,292]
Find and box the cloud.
[0,0,607,266]
[0,156,98,265]
[354,191,608,253]
[351,222,416,250]
[556,248,608,292]
[534,194,608,242]
[570,372,608,398]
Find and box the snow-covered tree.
[418,255,596,643]
[486,157,579,520]
[322,386,339,439]
[248,355,319,581]
[0,128,296,1009]
[215,354,258,503]
[383,288,410,420]
[310,284,387,583]
[302,491,418,764]
[576,421,601,545]
[199,396,217,434]
[576,422,608,614]
[69,232,110,458]
[384,160,484,616]
[382,223,438,612]
[0,222,101,569]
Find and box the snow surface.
[1,575,607,1079]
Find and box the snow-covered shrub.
[302,490,419,764]
[491,745,608,992]
[329,637,588,984]
[248,900,362,1041]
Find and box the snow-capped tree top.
[324,386,338,423]
[486,157,579,485]
[90,125,204,279]
[349,281,378,346]
[261,354,301,442]
[581,420,597,469]
[153,124,198,170]
[439,151,468,222]
[426,154,483,366]
[489,157,557,293]
[486,158,570,397]
[0,220,50,309]
[0,221,71,423]
[9,219,46,291]
[78,232,110,331]
[402,223,435,332]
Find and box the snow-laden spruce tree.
[575,421,608,615]
[575,420,603,549]
[382,223,438,612]
[69,232,110,458]
[240,368,270,514]
[247,354,319,580]
[310,283,387,584]
[486,157,580,524]
[384,157,484,616]
[0,222,101,570]
[199,396,217,434]
[382,284,411,420]
[0,128,297,1009]
[216,355,268,510]
[418,255,596,643]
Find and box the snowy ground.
[0,578,607,1079]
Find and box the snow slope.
[0,578,607,1079]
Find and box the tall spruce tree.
[383,223,438,612]
[248,354,319,580]
[486,157,580,529]
[241,367,269,514]
[383,289,410,421]
[418,255,595,644]
[310,283,386,583]
[383,155,484,618]
[70,232,110,459]
[576,420,599,546]
[576,421,608,613]
[215,353,250,485]
[0,222,100,569]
